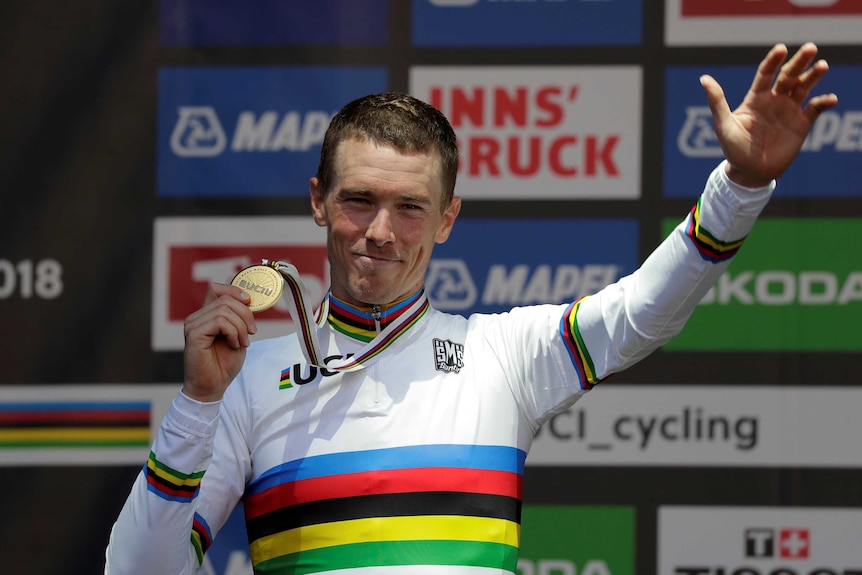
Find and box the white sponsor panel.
[528,386,862,467]
[152,217,328,351]
[0,384,178,466]
[659,506,862,572]
[665,0,862,46]
[410,66,642,199]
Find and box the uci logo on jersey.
[279,354,354,389]
[170,106,227,157]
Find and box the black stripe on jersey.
[245,491,521,542]
[145,467,199,495]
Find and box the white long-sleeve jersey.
[105,163,773,574]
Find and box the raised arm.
[570,43,838,386]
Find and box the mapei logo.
[745,527,810,559]
[169,105,332,158]
[426,259,478,310]
[427,258,622,311]
[171,107,227,157]
[433,338,464,373]
[678,108,862,158]
[677,106,722,158]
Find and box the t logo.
[744,527,810,559]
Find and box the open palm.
[700,43,838,188]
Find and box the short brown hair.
[315,93,459,209]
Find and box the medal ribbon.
[265,260,430,373]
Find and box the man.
[106,43,837,574]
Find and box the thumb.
[700,74,732,133]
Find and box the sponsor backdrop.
[1,1,861,574]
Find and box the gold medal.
[230,264,284,312]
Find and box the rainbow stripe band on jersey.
[560,296,600,388]
[685,199,746,263]
[144,451,205,503]
[243,444,525,574]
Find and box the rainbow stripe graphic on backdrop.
[0,401,151,448]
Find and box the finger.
[773,42,819,95]
[203,282,252,306]
[188,293,258,338]
[186,300,254,348]
[700,74,732,132]
[190,290,257,326]
[792,59,829,104]
[802,92,839,125]
[750,43,789,94]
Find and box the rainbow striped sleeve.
[191,512,213,565]
[242,444,525,574]
[560,296,600,389]
[685,198,746,263]
[144,451,205,503]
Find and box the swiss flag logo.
[779,528,810,559]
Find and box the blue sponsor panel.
[428,219,639,315]
[412,0,643,46]
[157,67,387,197]
[160,0,389,46]
[664,65,861,198]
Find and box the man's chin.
[346,281,399,307]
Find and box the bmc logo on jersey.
[156,67,387,197]
[665,65,862,198]
[428,219,638,315]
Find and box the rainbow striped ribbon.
[264,260,429,373]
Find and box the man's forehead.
[332,138,445,187]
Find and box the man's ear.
[435,196,462,244]
[309,177,327,227]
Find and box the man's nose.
[365,208,395,246]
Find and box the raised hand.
[700,42,839,188]
[182,283,257,402]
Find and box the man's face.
[310,138,461,307]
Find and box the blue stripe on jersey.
[245,444,526,496]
